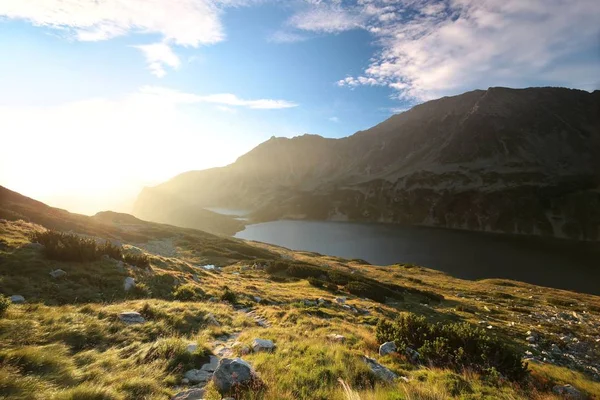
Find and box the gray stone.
[405,347,420,364]
[526,336,536,343]
[123,277,136,291]
[379,341,397,356]
[327,334,346,343]
[10,295,25,304]
[49,269,67,278]
[184,368,213,384]
[171,387,205,400]
[304,300,317,306]
[335,297,346,304]
[212,358,254,394]
[25,242,44,250]
[204,313,220,326]
[118,311,145,324]
[552,384,583,399]
[362,356,398,381]
[200,355,220,372]
[252,338,275,352]
[253,296,262,303]
[186,343,198,353]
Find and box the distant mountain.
[133,87,600,241]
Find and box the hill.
[134,87,600,241]
[2,186,600,399]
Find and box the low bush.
[346,281,387,303]
[32,231,100,262]
[286,264,323,279]
[173,284,205,301]
[376,313,528,381]
[220,286,237,304]
[307,276,324,287]
[0,294,10,317]
[123,253,151,269]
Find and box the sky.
[0,0,599,215]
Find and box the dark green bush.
[347,281,387,303]
[327,270,350,285]
[220,286,237,304]
[376,313,528,381]
[173,284,204,301]
[0,295,10,317]
[32,231,100,262]
[99,241,123,260]
[130,283,152,299]
[124,253,151,269]
[286,264,323,279]
[265,261,291,274]
[307,277,323,287]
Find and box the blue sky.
[0,0,598,214]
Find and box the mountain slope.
[134,87,600,240]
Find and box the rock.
[171,387,206,400]
[317,298,326,305]
[201,355,220,372]
[253,296,262,303]
[526,336,536,343]
[212,358,254,394]
[115,261,125,272]
[327,334,346,343]
[184,368,213,384]
[552,384,583,398]
[362,356,398,381]
[204,313,220,326]
[304,300,316,306]
[49,269,67,278]
[10,295,25,304]
[335,297,346,304]
[181,378,189,384]
[405,347,420,364]
[25,242,44,250]
[118,311,145,324]
[252,338,275,352]
[186,343,198,353]
[379,341,397,356]
[123,277,136,291]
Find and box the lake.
[235,220,600,295]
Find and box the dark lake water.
[235,220,600,295]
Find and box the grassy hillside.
[1,186,600,399]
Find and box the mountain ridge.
[134,86,600,241]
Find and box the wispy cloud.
[139,86,298,109]
[297,0,600,100]
[133,42,181,78]
[268,30,309,43]
[328,116,339,122]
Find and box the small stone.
[362,356,398,381]
[186,343,198,353]
[552,384,583,399]
[10,295,25,304]
[405,347,420,364]
[379,341,397,356]
[253,296,262,303]
[181,378,189,384]
[171,387,205,400]
[212,358,255,394]
[184,369,213,384]
[252,338,275,352]
[49,269,67,278]
[200,355,220,372]
[118,311,145,324]
[526,336,536,343]
[123,277,136,291]
[204,313,220,326]
[327,334,346,343]
[335,297,346,304]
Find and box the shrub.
[286,264,323,279]
[307,276,323,287]
[0,295,10,317]
[130,283,152,299]
[142,337,209,372]
[98,241,123,260]
[220,286,237,304]
[327,270,351,285]
[376,313,528,381]
[123,253,151,269]
[346,281,387,303]
[173,284,204,301]
[266,260,290,274]
[32,231,100,262]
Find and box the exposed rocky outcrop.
[134,87,600,241]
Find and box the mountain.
[133,87,600,240]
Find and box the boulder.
[327,334,346,343]
[186,343,198,353]
[118,311,145,324]
[212,358,254,394]
[552,384,584,399]
[379,341,397,356]
[204,313,220,326]
[184,369,213,384]
[49,269,67,278]
[171,387,206,400]
[201,355,220,372]
[405,347,420,364]
[123,277,136,291]
[252,338,275,352]
[362,356,398,381]
[10,295,25,304]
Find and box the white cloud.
[328,116,339,122]
[0,0,227,46]
[133,42,181,78]
[268,30,309,43]
[139,86,298,109]
[325,0,600,100]
[289,3,365,33]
